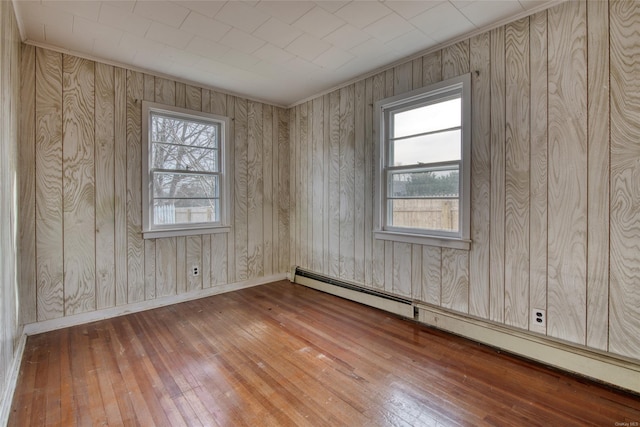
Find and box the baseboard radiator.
[291,266,640,395]
[291,268,415,319]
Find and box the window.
[374,74,471,250]
[142,102,230,239]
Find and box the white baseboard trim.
[295,274,414,319]
[416,303,640,395]
[0,331,27,427]
[24,274,287,336]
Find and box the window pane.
[392,130,460,166]
[153,172,218,199]
[152,114,218,149]
[152,144,218,172]
[389,198,459,232]
[389,169,459,198]
[393,98,461,139]
[153,199,219,225]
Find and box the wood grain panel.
[586,0,610,351]
[440,40,469,314]
[277,107,290,274]
[412,57,423,90]
[442,40,470,79]
[247,101,264,279]
[422,51,442,86]
[263,104,274,277]
[354,80,365,283]
[547,2,587,345]
[384,241,393,294]
[392,242,411,297]
[142,74,158,301]
[175,82,185,108]
[529,10,548,332]
[441,249,469,313]
[62,55,96,315]
[290,106,298,270]
[185,85,201,111]
[176,236,186,294]
[299,102,308,269]
[339,85,355,281]
[363,78,374,286]
[95,63,116,309]
[393,61,412,95]
[306,101,313,272]
[226,96,236,283]
[422,246,442,305]
[504,18,530,329]
[609,0,640,359]
[154,77,175,106]
[328,91,340,278]
[114,67,127,306]
[312,97,324,273]
[411,245,422,300]
[210,90,228,285]
[19,44,37,324]
[371,73,385,290]
[235,97,248,281]
[156,238,177,297]
[187,236,202,291]
[126,70,144,304]
[35,48,64,320]
[469,32,491,319]
[144,240,156,300]
[323,95,330,276]
[489,27,506,323]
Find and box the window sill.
[143,226,231,240]
[374,230,471,251]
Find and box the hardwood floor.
[9,280,640,426]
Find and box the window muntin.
[375,74,471,246]
[143,102,230,238]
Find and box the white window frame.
[373,74,471,250]
[142,101,231,239]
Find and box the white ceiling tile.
[286,33,332,62]
[315,1,351,13]
[185,36,230,58]
[92,37,136,64]
[519,0,552,10]
[410,2,474,37]
[363,12,413,43]
[428,19,476,43]
[120,32,167,55]
[334,1,392,29]
[160,46,202,66]
[383,1,445,20]
[220,50,261,69]
[74,16,123,45]
[450,0,475,9]
[176,1,226,18]
[253,18,303,48]
[17,2,74,31]
[215,2,270,33]
[253,43,296,64]
[255,1,315,24]
[457,1,524,27]
[133,1,190,28]
[45,24,94,53]
[313,46,354,70]
[181,12,231,42]
[220,28,265,54]
[384,28,435,56]
[145,21,193,49]
[21,20,45,42]
[348,37,388,57]
[323,24,371,50]
[293,6,346,39]
[104,1,136,13]
[99,3,152,38]
[41,0,101,21]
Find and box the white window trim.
[373,74,472,250]
[142,101,231,239]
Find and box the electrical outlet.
[192,265,199,277]
[531,308,546,330]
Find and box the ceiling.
[13,0,558,106]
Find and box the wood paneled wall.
[289,0,640,362]
[0,0,21,408]
[19,48,290,323]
